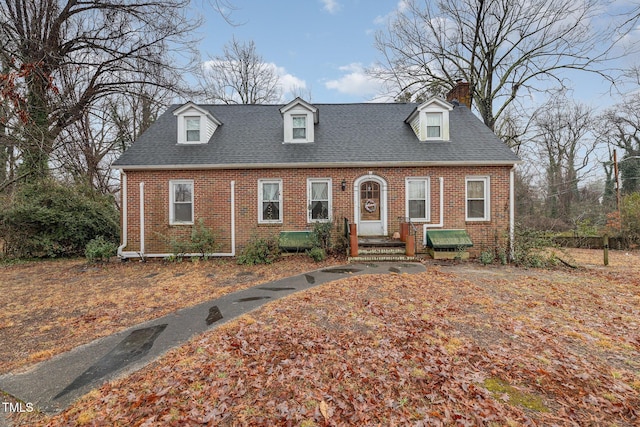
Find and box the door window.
[360,181,380,221]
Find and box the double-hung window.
[425,112,442,139]
[259,179,282,223]
[308,178,331,222]
[466,176,490,221]
[292,116,307,140]
[185,116,201,142]
[406,178,430,221]
[170,180,194,224]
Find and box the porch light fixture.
[341,179,347,191]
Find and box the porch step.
[358,237,405,248]
[348,255,421,263]
[358,247,405,255]
[351,235,417,261]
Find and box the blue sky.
[194,0,639,107]
[197,0,395,103]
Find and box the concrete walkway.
[0,261,425,421]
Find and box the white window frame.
[465,176,490,221]
[425,112,442,140]
[169,179,194,225]
[258,179,283,224]
[307,178,332,223]
[405,177,431,221]
[292,115,307,140]
[185,116,201,142]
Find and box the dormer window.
[279,97,318,143]
[405,97,453,142]
[185,116,201,142]
[292,116,307,139]
[173,102,222,145]
[426,112,442,139]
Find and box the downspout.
[139,181,145,256]
[510,167,515,261]
[117,171,128,258]
[423,177,444,246]
[230,180,236,256]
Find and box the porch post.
[406,234,415,257]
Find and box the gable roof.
[404,96,454,124]
[113,102,520,169]
[279,97,319,123]
[173,101,222,126]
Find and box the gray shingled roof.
[112,102,520,169]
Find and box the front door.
[355,176,386,236]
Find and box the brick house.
[112,83,520,259]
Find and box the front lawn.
[0,255,341,375]
[6,249,640,426]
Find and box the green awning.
[425,229,473,249]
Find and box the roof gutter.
[112,160,521,171]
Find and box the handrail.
[343,217,350,247]
[408,217,417,255]
[408,218,417,236]
[398,216,418,256]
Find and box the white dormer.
[173,102,222,144]
[405,97,454,142]
[279,97,319,143]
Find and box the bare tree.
[532,96,597,221]
[52,85,172,196]
[288,84,313,103]
[199,38,281,104]
[493,107,531,155]
[372,0,638,132]
[0,0,204,180]
[598,94,640,194]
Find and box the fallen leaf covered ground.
[0,255,341,374]
[5,249,640,426]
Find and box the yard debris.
[4,249,640,426]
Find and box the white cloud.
[280,73,307,93]
[373,1,409,25]
[271,64,307,95]
[320,0,341,14]
[324,63,386,99]
[397,0,409,13]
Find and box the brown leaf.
[319,399,329,421]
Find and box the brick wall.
[121,165,513,257]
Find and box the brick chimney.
[446,80,471,109]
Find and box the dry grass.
[0,255,341,374]
[4,248,640,426]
